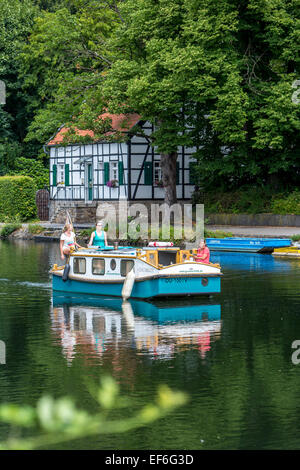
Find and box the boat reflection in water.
[51,294,221,364]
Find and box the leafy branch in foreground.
[0,376,188,450]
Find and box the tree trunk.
[160,151,178,206]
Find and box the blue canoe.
[206,237,292,253]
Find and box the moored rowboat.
[272,246,300,257]
[206,237,291,253]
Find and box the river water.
[1,240,300,450]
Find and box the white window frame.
[154,161,162,184]
[57,164,65,184]
[110,161,119,181]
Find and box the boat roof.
[73,246,182,256]
[75,247,136,256]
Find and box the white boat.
[51,245,222,299]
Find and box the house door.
[36,189,50,221]
[86,163,93,201]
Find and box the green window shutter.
[176,161,180,185]
[104,162,110,184]
[53,164,57,186]
[144,162,153,185]
[118,161,124,185]
[189,162,197,184]
[65,164,70,186]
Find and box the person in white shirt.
[60,224,82,260]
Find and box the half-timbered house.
[45,113,197,222]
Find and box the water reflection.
[51,295,221,364]
[211,251,296,273]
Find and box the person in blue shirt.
[88,221,108,248]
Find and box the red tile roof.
[47,112,141,146]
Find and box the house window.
[120,260,134,277]
[110,161,118,181]
[154,161,162,185]
[73,257,86,274]
[58,164,65,184]
[92,258,105,275]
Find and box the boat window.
[110,259,116,270]
[158,250,177,266]
[73,257,86,274]
[121,260,134,277]
[92,258,105,275]
[146,250,158,266]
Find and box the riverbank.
[1,222,299,245]
[205,225,300,238]
[0,222,93,242]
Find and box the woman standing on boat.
[88,221,108,248]
[195,239,210,264]
[60,224,82,260]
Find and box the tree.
[63,0,248,205]
[192,0,300,191]
[21,0,300,198]
[0,0,39,174]
[21,0,119,145]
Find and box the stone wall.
[49,199,193,223]
[49,201,98,223]
[207,213,300,227]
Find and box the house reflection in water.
[51,296,222,365]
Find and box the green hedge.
[271,191,300,215]
[9,157,49,190]
[0,176,37,222]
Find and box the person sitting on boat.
[194,239,210,264]
[88,221,108,248]
[60,224,82,260]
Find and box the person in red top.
[195,239,210,264]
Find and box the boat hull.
[52,273,221,298]
[272,246,300,257]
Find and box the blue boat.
[52,293,221,323]
[51,246,222,299]
[206,237,292,253]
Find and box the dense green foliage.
[8,157,48,189]
[62,0,299,193]
[0,176,37,221]
[199,187,300,215]
[0,0,299,206]
[0,0,40,174]
[271,191,300,215]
